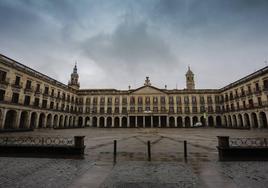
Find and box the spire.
[185,65,195,90]
[73,61,77,74]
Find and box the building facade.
[0,54,267,129]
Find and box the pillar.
[119,117,122,128]
[15,110,22,129]
[143,116,145,128]
[151,116,153,128]
[135,116,137,128]
[158,116,161,128]
[112,117,114,128]
[175,117,177,128]
[104,117,107,128]
[0,109,7,129]
[127,116,130,128]
[167,116,169,128]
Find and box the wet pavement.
[0,128,268,187]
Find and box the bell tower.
[68,62,80,90]
[185,66,195,90]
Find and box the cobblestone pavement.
[0,128,268,187]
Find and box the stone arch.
[19,111,29,129]
[169,116,175,128]
[85,116,90,127]
[107,117,112,128]
[64,116,68,127]
[251,112,258,128]
[53,114,58,128]
[238,114,243,127]
[216,116,222,126]
[228,115,232,127]
[78,116,83,127]
[38,113,46,128]
[223,115,227,127]
[177,117,183,127]
[192,116,198,126]
[30,112,38,129]
[208,116,214,127]
[92,116,97,127]
[185,116,190,128]
[122,117,127,128]
[69,116,73,127]
[46,114,52,128]
[259,111,268,128]
[114,117,120,128]
[99,117,105,128]
[232,115,237,127]
[244,113,250,128]
[59,115,64,128]
[4,110,17,129]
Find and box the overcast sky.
[0,0,268,90]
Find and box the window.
[263,80,268,90]
[138,107,143,112]
[177,107,182,113]
[51,89,54,97]
[24,96,30,105]
[153,97,158,104]
[44,86,49,95]
[50,102,54,109]
[0,70,7,82]
[108,97,112,104]
[255,82,260,92]
[153,107,158,112]
[161,106,166,112]
[15,76,20,85]
[115,97,120,105]
[184,96,189,104]
[176,96,181,105]
[34,98,39,107]
[42,100,47,108]
[114,107,119,113]
[0,89,5,101]
[130,107,135,112]
[169,96,174,104]
[208,106,213,112]
[100,107,105,113]
[122,97,127,105]
[258,97,262,106]
[107,107,112,114]
[86,98,91,105]
[207,96,212,104]
[146,97,150,104]
[11,93,19,103]
[247,85,252,94]
[200,106,205,113]
[138,97,143,104]
[192,96,196,104]
[184,107,190,113]
[161,96,165,104]
[122,107,127,113]
[200,96,205,104]
[145,106,150,111]
[192,107,197,113]
[93,97,98,105]
[36,84,41,93]
[25,80,31,90]
[169,107,174,113]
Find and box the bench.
[217,136,268,161]
[0,135,85,158]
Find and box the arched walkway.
[46,114,52,128]
[259,112,268,128]
[244,113,250,128]
[92,117,97,127]
[69,116,73,127]
[99,117,105,128]
[78,116,83,127]
[200,116,206,126]
[160,116,167,128]
[223,116,227,127]
[208,116,214,127]
[238,114,243,127]
[177,117,183,127]
[192,116,198,126]
[64,116,68,127]
[114,117,119,128]
[19,111,29,129]
[185,116,190,128]
[228,115,232,127]
[59,115,64,128]
[30,112,37,129]
[4,110,17,129]
[251,112,258,128]
[122,117,127,128]
[85,116,90,127]
[232,115,237,127]
[169,117,175,128]
[38,113,46,128]
[107,117,112,128]
[216,116,222,126]
[53,115,58,128]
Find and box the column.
[0,109,7,129]
[135,116,137,128]
[43,114,47,128]
[158,116,161,128]
[112,117,114,127]
[182,117,185,128]
[97,117,99,128]
[127,116,130,128]
[151,116,153,128]
[119,117,122,128]
[15,110,22,129]
[189,117,192,127]
[104,117,107,128]
[143,116,145,128]
[175,117,177,128]
[26,112,31,128]
[166,116,169,127]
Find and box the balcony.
[0,78,9,87]
[24,86,34,93]
[11,82,23,89]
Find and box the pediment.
[131,86,166,95]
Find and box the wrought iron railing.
[0,136,74,146]
[229,138,268,147]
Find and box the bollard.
[147,141,151,161]
[184,140,187,159]
[113,140,117,163]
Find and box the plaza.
[0,127,268,188]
